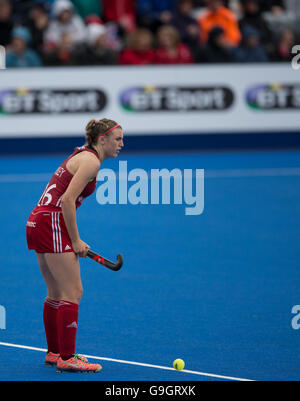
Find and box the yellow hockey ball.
[173,358,185,370]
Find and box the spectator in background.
[44,0,86,48]
[84,22,118,65]
[155,24,194,64]
[26,1,50,56]
[231,24,269,62]
[11,0,34,23]
[239,0,274,55]
[85,13,123,53]
[119,28,155,65]
[24,0,57,8]
[272,28,296,61]
[259,0,285,13]
[137,0,176,32]
[6,25,42,67]
[43,32,85,66]
[196,26,234,62]
[70,0,102,20]
[170,0,200,57]
[0,0,13,47]
[197,0,241,46]
[101,0,136,35]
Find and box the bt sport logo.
[120,86,234,112]
[246,83,300,110]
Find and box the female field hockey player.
[26,119,123,373]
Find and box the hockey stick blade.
[87,250,123,271]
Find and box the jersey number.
[38,184,57,206]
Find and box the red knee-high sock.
[43,298,60,354]
[57,300,79,360]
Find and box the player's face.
[102,128,124,158]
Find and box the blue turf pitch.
[0,149,300,381]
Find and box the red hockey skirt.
[26,208,74,254]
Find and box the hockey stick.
[87,250,123,271]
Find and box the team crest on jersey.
[26,221,36,228]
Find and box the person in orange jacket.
[197,0,241,47]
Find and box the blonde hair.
[126,28,153,50]
[157,25,180,47]
[85,118,121,146]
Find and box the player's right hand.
[72,239,90,257]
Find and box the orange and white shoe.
[45,352,60,366]
[56,354,102,373]
[45,352,89,367]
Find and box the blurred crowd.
[0,0,299,68]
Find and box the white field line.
[0,341,254,381]
[0,173,51,182]
[205,167,300,178]
[0,168,300,183]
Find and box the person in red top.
[102,0,136,33]
[119,28,155,65]
[26,118,124,373]
[197,0,241,47]
[154,25,194,64]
